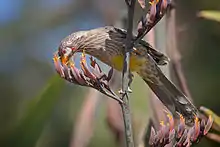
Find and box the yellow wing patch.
[111,54,146,71]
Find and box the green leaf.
[1,75,65,147]
[198,11,220,23]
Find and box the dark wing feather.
[112,26,169,65]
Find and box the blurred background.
[0,0,220,147]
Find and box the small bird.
[57,26,198,124]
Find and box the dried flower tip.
[80,57,96,80]
[149,0,159,5]
[138,0,146,9]
[81,50,86,63]
[177,115,186,138]
[177,129,188,146]
[149,127,156,145]
[168,129,175,142]
[179,113,185,123]
[183,138,191,147]
[193,117,200,141]
[69,62,87,85]
[149,2,157,23]
[69,60,75,67]
[89,56,103,76]
[53,53,59,62]
[62,64,71,80]
[204,115,213,135]
[160,120,165,126]
[160,0,168,14]
[166,112,174,131]
[53,54,64,77]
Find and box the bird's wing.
[139,40,169,66]
[111,26,169,66]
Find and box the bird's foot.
[118,89,125,95]
[118,72,134,94]
[127,86,132,93]
[128,72,134,93]
[118,86,132,94]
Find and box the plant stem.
[121,0,136,147]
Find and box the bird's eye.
[63,47,73,56]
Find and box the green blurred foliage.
[198,11,220,23]
[0,76,65,147]
[0,0,220,147]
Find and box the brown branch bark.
[120,0,136,147]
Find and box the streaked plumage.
[58,26,198,124]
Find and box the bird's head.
[58,46,76,65]
[57,33,83,65]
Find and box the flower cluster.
[149,112,213,147]
[136,0,172,41]
[53,51,123,104]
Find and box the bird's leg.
[118,71,133,94]
[127,71,134,93]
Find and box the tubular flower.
[53,51,123,104]
[149,112,213,147]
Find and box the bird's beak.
[59,47,78,65]
[61,55,69,65]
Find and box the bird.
[57,26,198,124]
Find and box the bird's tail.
[139,67,198,124]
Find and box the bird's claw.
[127,87,132,93]
[128,72,134,92]
[118,72,133,94]
[118,89,125,95]
[118,86,132,94]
